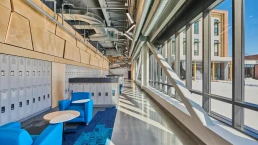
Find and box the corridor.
[111,80,200,145]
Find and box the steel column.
[186,24,192,89]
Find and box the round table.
[72,99,90,104]
[43,110,80,124]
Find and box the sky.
[215,0,258,57]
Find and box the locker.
[97,84,104,104]
[111,83,119,105]
[104,84,111,104]
[76,84,84,92]
[69,84,76,93]
[37,60,43,85]
[10,88,18,121]
[65,82,69,100]
[32,59,37,86]
[9,56,18,89]
[18,57,25,88]
[47,84,51,107]
[25,58,32,87]
[18,87,26,120]
[47,61,51,84]
[90,84,97,104]
[0,54,9,90]
[37,85,42,111]
[0,90,9,125]
[42,61,47,85]
[42,84,48,108]
[83,84,90,93]
[32,85,38,114]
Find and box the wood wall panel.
[64,41,74,61]
[52,34,65,57]
[52,62,65,108]
[56,25,76,45]
[6,12,33,50]
[0,0,11,9]
[75,31,84,41]
[77,40,87,51]
[0,5,11,43]
[80,49,90,64]
[31,25,48,53]
[73,47,81,62]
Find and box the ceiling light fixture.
[126,24,136,33]
[126,10,134,23]
[124,33,133,41]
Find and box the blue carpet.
[63,108,117,145]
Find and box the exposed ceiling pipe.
[128,0,153,57]
[132,0,170,60]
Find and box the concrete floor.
[111,80,200,145]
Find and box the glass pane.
[191,93,203,107]
[210,0,233,99]
[211,99,232,120]
[192,20,203,92]
[180,30,186,82]
[244,108,258,132]
[244,0,258,105]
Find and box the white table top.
[72,99,90,103]
[43,110,80,124]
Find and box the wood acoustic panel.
[0,5,11,43]
[75,31,84,41]
[48,32,65,57]
[77,40,87,51]
[80,49,90,64]
[73,47,81,62]
[6,12,33,50]
[42,4,56,34]
[12,0,45,30]
[56,25,76,45]
[30,25,48,53]
[0,0,11,10]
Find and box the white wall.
[109,67,130,78]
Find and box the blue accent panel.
[58,100,71,111]
[0,128,33,145]
[33,123,63,145]
[0,122,21,129]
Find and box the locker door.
[83,84,90,93]
[47,61,51,85]
[0,90,9,125]
[9,56,18,89]
[18,57,25,88]
[0,54,9,90]
[42,84,48,109]
[32,59,37,86]
[97,84,104,104]
[37,85,42,111]
[10,88,18,121]
[90,84,97,104]
[25,87,32,117]
[104,84,111,105]
[76,84,83,92]
[32,85,38,114]
[47,84,51,107]
[42,61,47,85]
[111,83,118,105]
[25,58,32,87]
[69,83,76,93]
[18,87,26,120]
[37,60,43,85]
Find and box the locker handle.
[98,92,101,96]
[43,95,45,100]
[48,94,49,98]
[27,100,29,105]
[1,107,5,113]
[11,71,14,76]
[92,92,94,96]
[11,104,14,110]
[33,71,35,76]
[38,97,41,101]
[26,71,29,76]
[33,98,35,103]
[105,92,108,96]
[1,70,5,76]
[38,71,40,76]
[19,102,22,107]
[19,71,22,76]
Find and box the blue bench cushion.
[66,106,85,118]
[0,128,33,145]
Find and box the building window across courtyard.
[183,38,186,55]
[214,40,219,56]
[194,39,199,56]
[194,21,199,34]
[214,19,219,36]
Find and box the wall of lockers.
[0,54,51,126]
[65,64,109,99]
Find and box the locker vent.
[1,107,5,113]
